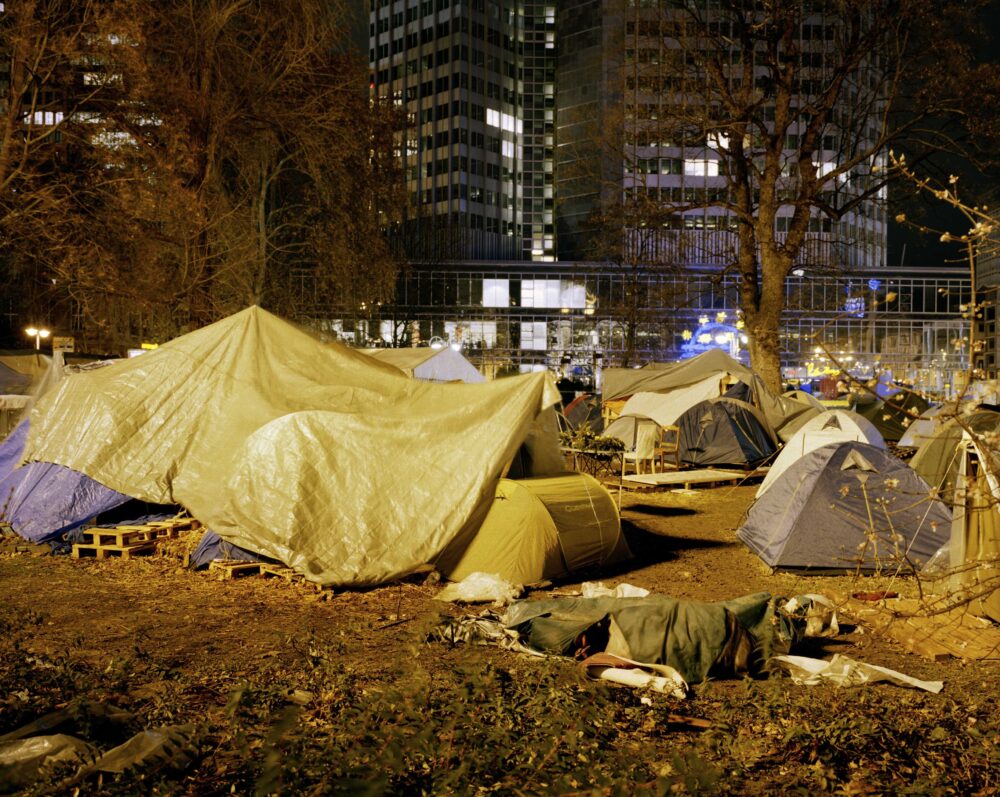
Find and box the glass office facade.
[293,264,970,380]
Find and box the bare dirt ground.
[1,484,998,795]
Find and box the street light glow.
[24,326,51,349]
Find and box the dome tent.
[362,346,485,383]
[783,389,825,410]
[756,410,884,497]
[437,473,630,584]
[738,441,951,571]
[676,397,777,467]
[852,391,931,443]
[563,392,604,433]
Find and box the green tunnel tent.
[910,408,1000,506]
[852,391,931,443]
[438,472,630,585]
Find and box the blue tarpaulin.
[0,421,130,542]
[189,530,263,569]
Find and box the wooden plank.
[260,563,302,582]
[146,517,199,534]
[622,468,748,487]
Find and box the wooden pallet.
[209,559,263,579]
[839,595,1000,661]
[147,517,201,534]
[72,541,157,560]
[260,562,303,583]
[80,526,157,547]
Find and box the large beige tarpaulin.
[22,307,561,585]
[602,350,753,402]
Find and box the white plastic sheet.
[580,581,650,599]
[435,572,523,605]
[581,653,688,699]
[770,653,943,693]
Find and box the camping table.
[562,447,623,480]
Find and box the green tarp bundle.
[503,592,779,684]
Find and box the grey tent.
[676,397,777,467]
[738,441,951,571]
[563,392,604,433]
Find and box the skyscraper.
[372,0,887,273]
[369,0,556,262]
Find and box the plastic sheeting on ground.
[769,653,943,692]
[22,307,562,586]
[188,530,263,570]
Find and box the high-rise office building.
[371,0,887,272]
[369,0,556,262]
[360,1,904,369]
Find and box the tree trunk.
[747,331,783,395]
[741,266,786,394]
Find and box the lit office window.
[482,278,509,307]
[520,321,548,350]
[683,159,719,177]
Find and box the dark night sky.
[885,4,1000,269]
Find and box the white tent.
[756,410,884,497]
[617,376,722,428]
[363,347,485,383]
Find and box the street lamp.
[24,326,50,350]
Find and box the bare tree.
[1,0,406,349]
[580,0,1000,391]
[0,0,129,338]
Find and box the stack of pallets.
[71,515,200,561]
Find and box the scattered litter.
[435,572,523,605]
[781,594,839,637]
[0,735,95,792]
[284,689,314,706]
[84,725,197,775]
[769,653,943,693]
[580,653,687,699]
[429,610,543,657]
[580,581,650,599]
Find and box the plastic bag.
[435,572,523,605]
[581,581,650,599]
